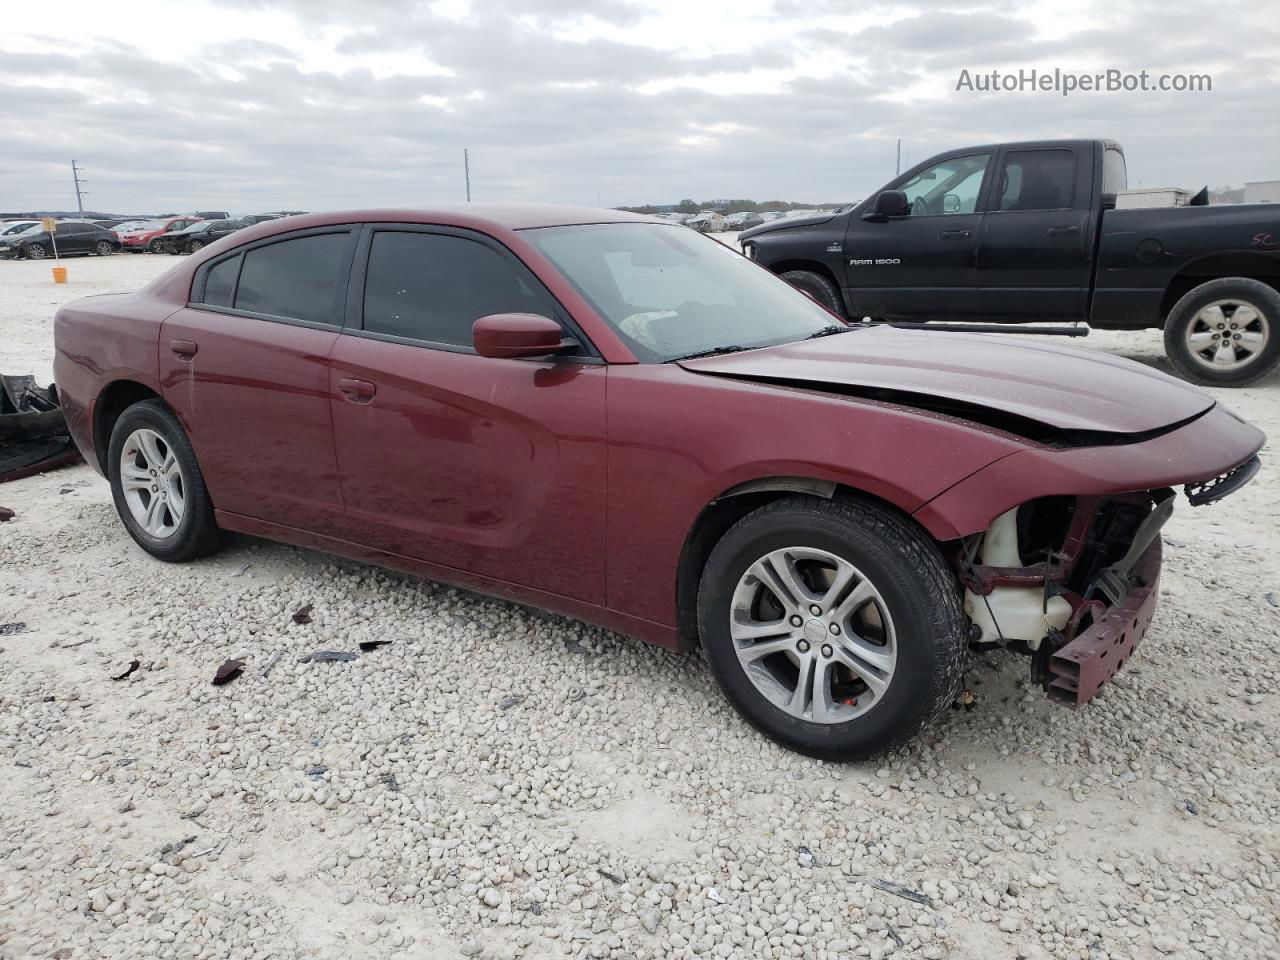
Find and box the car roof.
[249,203,665,234]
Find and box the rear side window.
[996,149,1077,211]
[201,254,241,307]
[362,232,552,347]
[234,233,347,324]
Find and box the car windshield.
[523,222,843,362]
[15,224,45,236]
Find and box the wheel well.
[674,478,926,652]
[768,260,845,308]
[94,380,162,472]
[1159,256,1280,322]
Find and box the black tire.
[1163,277,1280,387]
[95,240,115,256]
[107,400,223,563]
[188,239,204,253]
[149,238,164,253]
[779,269,846,318]
[25,242,48,261]
[698,495,965,761]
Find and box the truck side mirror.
[863,190,909,222]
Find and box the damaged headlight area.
[957,490,1178,707]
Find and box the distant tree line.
[618,198,849,215]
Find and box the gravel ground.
[1,250,1277,960]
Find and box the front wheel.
[108,400,223,562]
[25,243,48,260]
[1163,278,1280,386]
[95,240,115,256]
[779,269,845,317]
[149,238,164,253]
[698,495,965,760]
[188,239,204,253]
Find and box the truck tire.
[779,270,846,318]
[1163,278,1280,387]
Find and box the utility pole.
[895,140,901,177]
[464,149,471,202]
[72,161,87,216]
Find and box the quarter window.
[899,154,990,216]
[996,149,1077,212]
[201,254,241,307]
[234,233,348,324]
[362,232,553,347]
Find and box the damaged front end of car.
[955,455,1260,706]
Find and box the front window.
[898,153,990,216]
[524,222,840,362]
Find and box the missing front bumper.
[1047,538,1162,707]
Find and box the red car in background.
[117,216,203,253]
[51,205,1264,760]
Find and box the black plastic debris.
[0,375,81,484]
[797,846,819,868]
[111,659,141,681]
[0,623,28,636]
[1266,592,1279,608]
[381,772,400,792]
[297,650,357,663]
[598,868,625,884]
[869,878,933,907]
[358,640,392,652]
[212,659,244,686]
[305,765,328,778]
[291,604,313,625]
[0,507,13,522]
[498,695,523,710]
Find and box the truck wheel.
[1163,278,1280,386]
[779,270,846,318]
[697,495,966,760]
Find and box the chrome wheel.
[119,428,186,539]
[730,546,896,724]
[96,241,114,256]
[189,240,203,252]
[26,243,46,260]
[1185,299,1270,372]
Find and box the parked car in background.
[0,220,39,237]
[0,221,120,260]
[51,204,1263,759]
[740,138,1280,386]
[91,219,125,230]
[725,212,765,231]
[118,217,203,253]
[239,214,282,225]
[159,219,248,254]
[192,210,230,220]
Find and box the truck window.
[995,149,1076,212]
[899,153,990,217]
[1103,148,1128,195]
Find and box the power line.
[464,148,471,202]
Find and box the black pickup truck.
[739,139,1280,386]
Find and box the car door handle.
[939,229,971,240]
[337,378,376,403]
[1047,225,1080,236]
[169,339,198,359]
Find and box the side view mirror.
[473,313,574,359]
[863,189,909,222]
[942,193,961,213]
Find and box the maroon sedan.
[53,205,1264,759]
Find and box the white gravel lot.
[1,250,1277,960]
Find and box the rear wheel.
[779,269,845,317]
[698,495,965,760]
[108,400,223,562]
[95,240,115,256]
[1163,278,1280,386]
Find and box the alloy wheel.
[119,428,186,539]
[729,546,897,723]
[96,241,114,256]
[1185,299,1270,372]
[27,244,46,260]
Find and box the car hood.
[677,326,1215,437]
[739,213,836,241]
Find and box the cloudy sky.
[2,0,1277,214]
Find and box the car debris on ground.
[0,374,81,483]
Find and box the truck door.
[842,151,991,319]
[976,146,1093,319]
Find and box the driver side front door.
[842,152,991,319]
